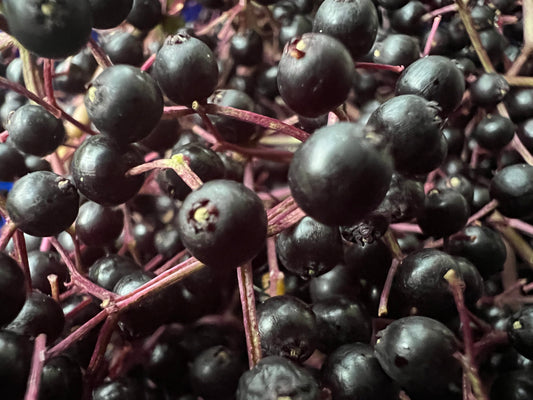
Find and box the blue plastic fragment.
[182,0,203,22]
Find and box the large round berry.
[71,135,145,206]
[0,252,26,328]
[277,33,354,117]
[88,0,133,29]
[3,0,93,59]
[289,122,392,226]
[153,33,219,106]
[6,171,79,237]
[7,104,65,157]
[490,163,533,219]
[395,55,465,116]
[312,0,379,59]
[84,65,163,144]
[177,180,267,269]
[374,316,462,399]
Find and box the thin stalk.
[24,334,47,400]
[0,221,17,252]
[237,262,262,368]
[266,237,285,297]
[14,230,32,294]
[87,37,113,69]
[422,15,443,57]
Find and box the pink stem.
[143,253,164,271]
[421,3,457,22]
[378,258,400,317]
[267,237,284,297]
[14,230,32,294]
[389,223,423,234]
[0,221,17,252]
[0,130,7,142]
[162,105,196,119]
[24,333,47,400]
[467,199,499,225]
[141,53,156,72]
[355,62,405,73]
[202,103,310,142]
[87,37,113,69]
[43,59,58,108]
[267,207,306,236]
[237,262,262,368]
[50,237,116,302]
[423,15,443,57]
[154,248,189,275]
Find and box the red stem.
[355,62,405,73]
[141,53,156,72]
[14,230,32,295]
[46,310,107,359]
[87,37,113,69]
[24,334,47,400]
[43,59,58,108]
[423,15,443,57]
[50,237,116,302]
[237,262,262,368]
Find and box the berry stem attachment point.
[355,62,405,73]
[266,237,285,297]
[237,262,262,368]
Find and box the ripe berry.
[71,135,145,206]
[28,251,69,295]
[508,306,533,360]
[322,343,400,400]
[395,55,466,115]
[7,104,66,157]
[153,33,219,106]
[126,0,162,31]
[374,316,462,399]
[237,356,319,400]
[88,255,141,291]
[85,65,163,144]
[472,114,515,151]
[0,331,33,400]
[0,143,27,182]
[0,252,26,327]
[490,163,533,218]
[39,356,83,400]
[276,216,343,278]
[289,122,392,226]
[177,180,267,270]
[88,0,134,29]
[102,31,144,66]
[6,171,79,237]
[312,0,379,59]
[229,30,264,66]
[470,73,510,108]
[75,201,124,247]
[416,188,470,239]
[3,0,93,59]
[257,295,317,362]
[277,33,354,117]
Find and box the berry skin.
[7,104,65,157]
[490,164,533,219]
[6,171,79,237]
[0,252,26,328]
[237,356,319,400]
[288,122,392,226]
[312,0,379,59]
[88,0,133,29]
[153,33,219,106]
[374,316,462,399]
[395,55,465,116]
[71,135,145,206]
[0,331,33,400]
[257,295,317,362]
[277,33,354,118]
[3,0,93,59]
[177,179,267,270]
[508,306,533,360]
[84,65,163,144]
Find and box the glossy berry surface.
[39,356,83,400]
[508,306,533,360]
[0,143,27,182]
[177,179,267,270]
[276,216,343,278]
[257,295,317,362]
[473,114,515,151]
[490,163,533,218]
[470,73,510,108]
[153,33,219,106]
[6,171,79,237]
[88,255,141,291]
[28,251,69,295]
[0,331,33,400]
[390,248,463,319]
[88,0,134,29]
[3,0,93,59]
[71,135,145,206]
[7,104,65,157]
[417,188,470,239]
[0,252,26,327]
[75,201,124,247]
[289,122,392,226]
[236,356,319,400]
[395,55,465,115]
[85,65,163,144]
[312,0,379,59]
[374,316,462,399]
[322,343,399,400]
[6,290,65,343]
[277,33,354,117]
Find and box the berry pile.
[0,0,532,399]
